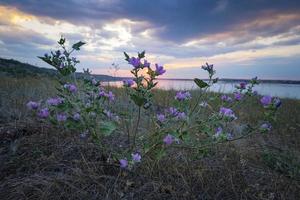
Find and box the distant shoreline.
[154,78,300,84]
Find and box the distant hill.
[0,58,120,81]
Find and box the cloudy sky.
[0,0,300,79]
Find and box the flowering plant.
[27,37,118,144]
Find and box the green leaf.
[138,51,145,59]
[58,37,66,45]
[72,41,85,50]
[124,52,130,61]
[130,94,146,107]
[194,78,209,88]
[99,121,117,136]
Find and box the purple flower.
[26,101,39,110]
[132,153,141,163]
[219,107,237,120]
[176,112,186,120]
[59,62,65,69]
[157,114,166,123]
[123,79,134,87]
[128,57,141,68]
[215,127,223,137]
[260,123,272,132]
[163,134,174,145]
[47,97,63,106]
[64,83,77,93]
[143,60,150,68]
[106,91,115,101]
[234,93,243,101]
[91,78,97,85]
[260,95,272,107]
[240,82,247,89]
[221,95,232,102]
[99,90,106,97]
[57,113,67,122]
[119,159,128,168]
[167,107,178,117]
[38,108,49,118]
[273,98,281,108]
[73,113,80,121]
[175,91,191,101]
[155,64,166,76]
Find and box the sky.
[0,0,300,80]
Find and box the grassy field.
[0,76,300,199]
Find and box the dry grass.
[0,76,300,199]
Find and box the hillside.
[0,58,120,81]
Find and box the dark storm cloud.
[1,0,300,42]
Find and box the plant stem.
[132,106,141,148]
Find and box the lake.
[105,79,300,99]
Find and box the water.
[105,79,300,99]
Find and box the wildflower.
[143,60,150,68]
[155,64,166,76]
[240,82,247,89]
[202,63,215,75]
[106,91,115,101]
[119,159,128,168]
[176,112,186,120]
[99,90,106,97]
[123,79,134,87]
[260,123,272,132]
[132,153,141,163]
[221,95,232,102]
[47,97,63,106]
[175,91,191,101]
[260,95,272,107]
[163,134,174,145]
[128,57,141,68]
[273,98,281,108]
[157,114,166,123]
[73,113,80,121]
[57,113,67,122]
[219,107,237,120]
[214,127,223,138]
[64,83,77,93]
[26,101,39,110]
[91,78,97,85]
[38,108,49,118]
[234,93,243,101]
[167,107,178,117]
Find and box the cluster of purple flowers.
[99,90,115,101]
[64,83,77,93]
[38,108,50,118]
[165,107,187,121]
[175,91,191,101]
[57,113,67,122]
[123,79,134,87]
[119,152,142,168]
[26,101,39,110]
[128,57,141,68]
[234,93,243,101]
[46,97,64,106]
[163,134,174,145]
[155,64,166,76]
[260,96,281,108]
[221,95,232,102]
[157,114,166,123]
[239,82,247,89]
[219,107,237,120]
